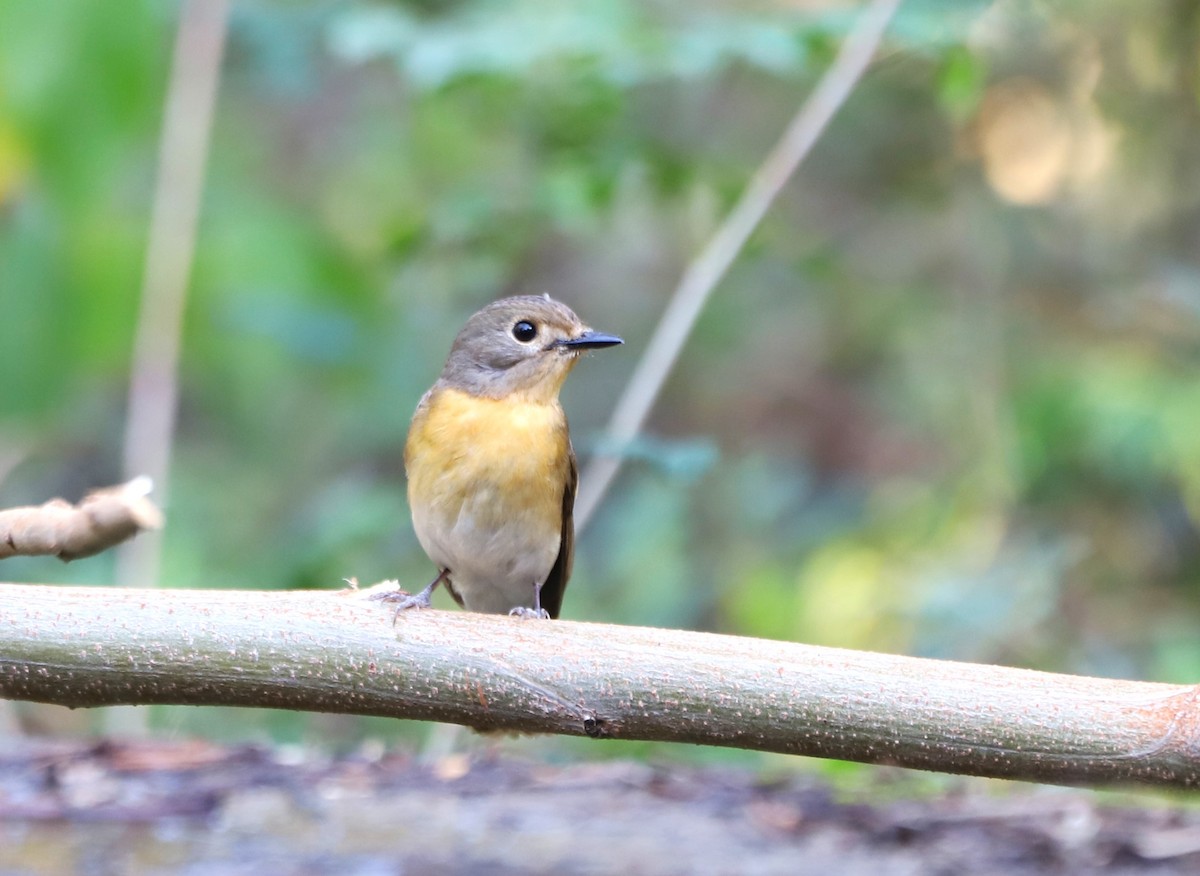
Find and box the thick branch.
[0,479,164,561]
[0,582,1196,789]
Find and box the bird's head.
[439,295,623,403]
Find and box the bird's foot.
[509,581,551,619]
[372,570,449,624]
[509,605,551,620]
[377,588,433,610]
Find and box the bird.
[381,295,622,619]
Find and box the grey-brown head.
[438,295,623,403]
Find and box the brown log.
[0,582,1196,788]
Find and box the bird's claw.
[509,606,551,620]
[377,589,433,611]
[372,571,448,624]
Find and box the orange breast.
[405,387,570,546]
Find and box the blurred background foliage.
[3,0,1200,748]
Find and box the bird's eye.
[512,320,538,343]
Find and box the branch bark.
[0,582,1196,789]
[0,479,163,561]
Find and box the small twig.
[0,478,164,561]
[575,0,903,530]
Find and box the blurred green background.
[3,0,1200,748]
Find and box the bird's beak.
[555,330,624,351]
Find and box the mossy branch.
[0,581,1195,789]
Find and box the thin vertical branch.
[575,0,903,530]
[118,0,229,589]
[112,0,228,736]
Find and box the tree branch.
[575,0,903,530]
[0,479,163,561]
[0,582,1195,789]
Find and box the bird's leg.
[509,581,551,620]
[375,569,449,623]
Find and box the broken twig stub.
[0,477,163,561]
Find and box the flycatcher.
[383,295,622,619]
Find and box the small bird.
[384,295,622,619]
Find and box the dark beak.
[556,330,624,350]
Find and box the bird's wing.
[540,444,577,619]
